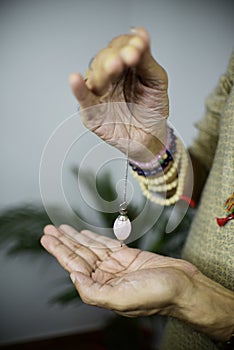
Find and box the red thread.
[180,195,196,208]
[216,213,234,227]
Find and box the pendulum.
[113,171,132,245]
[113,67,136,245]
[113,202,132,244]
[113,150,132,245]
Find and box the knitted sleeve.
[189,52,234,172]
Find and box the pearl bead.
[113,215,131,241]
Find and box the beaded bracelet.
[132,139,188,206]
[147,178,178,192]
[142,146,187,206]
[129,126,176,172]
[131,138,181,186]
[130,148,175,177]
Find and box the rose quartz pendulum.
[113,202,132,244]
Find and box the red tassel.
[216,213,234,227]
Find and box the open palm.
[41,224,197,317]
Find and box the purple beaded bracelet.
[129,127,176,177]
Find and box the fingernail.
[70,273,76,284]
[130,26,137,34]
[88,56,94,69]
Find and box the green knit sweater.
[161,52,234,350]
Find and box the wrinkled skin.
[41,224,197,317]
[69,27,169,161]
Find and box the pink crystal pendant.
[113,215,131,241]
[113,202,132,243]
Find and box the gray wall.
[0,0,233,344]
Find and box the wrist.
[175,271,234,342]
[129,123,167,163]
[129,125,173,166]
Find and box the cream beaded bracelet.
[132,139,188,206]
[147,178,178,192]
[141,146,188,206]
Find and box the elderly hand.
[69,27,169,161]
[41,225,234,341]
[41,224,197,317]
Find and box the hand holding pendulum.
[113,202,132,244]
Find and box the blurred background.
[0,0,233,349]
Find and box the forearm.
[174,270,234,342]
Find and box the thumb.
[134,27,168,86]
[70,272,99,306]
[69,73,98,108]
[70,272,113,307]
[70,271,94,289]
[138,51,168,86]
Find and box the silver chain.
[122,67,136,209]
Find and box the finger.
[80,230,121,251]
[85,30,148,96]
[132,27,168,86]
[59,225,115,261]
[85,48,125,96]
[44,225,99,270]
[59,225,105,248]
[60,225,120,251]
[137,51,168,87]
[109,27,167,85]
[116,309,151,318]
[70,271,140,312]
[40,234,92,275]
[69,72,99,108]
[70,271,116,307]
